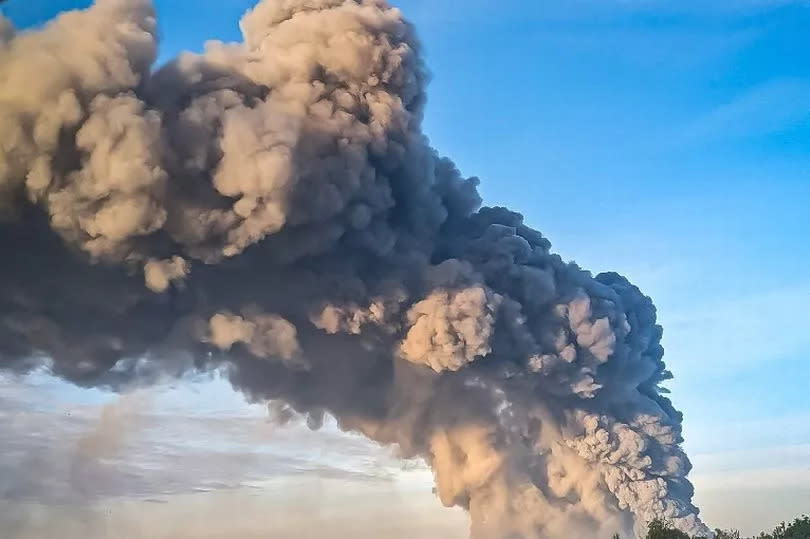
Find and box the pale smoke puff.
[207,312,301,363]
[144,257,189,293]
[400,285,502,372]
[429,426,503,507]
[566,291,616,363]
[311,286,408,335]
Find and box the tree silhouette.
[645,519,691,539]
[616,514,810,539]
[754,515,810,539]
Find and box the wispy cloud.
[3,478,469,539]
[692,444,810,479]
[0,374,411,505]
[663,281,810,372]
[680,79,810,143]
[0,373,463,539]
[400,0,809,24]
[611,0,810,15]
[691,446,810,535]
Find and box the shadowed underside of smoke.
[0,1,710,537]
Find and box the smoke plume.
[0,1,710,537]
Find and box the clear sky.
[2,0,809,537]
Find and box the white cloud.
[0,374,413,503]
[0,372,468,538]
[4,477,468,539]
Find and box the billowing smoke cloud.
[0,1,711,537]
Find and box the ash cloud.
[0,1,710,537]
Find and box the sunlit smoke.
[0,1,710,537]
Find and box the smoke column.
[0,1,711,537]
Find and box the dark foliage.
[612,515,810,539]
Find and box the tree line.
[610,515,810,539]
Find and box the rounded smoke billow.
[0,1,711,537]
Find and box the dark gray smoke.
[0,1,710,537]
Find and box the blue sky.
[2,0,810,536]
